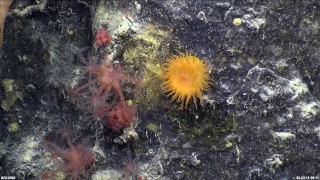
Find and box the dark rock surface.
[1,0,319,179]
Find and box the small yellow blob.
[23,150,33,163]
[2,79,14,92]
[146,123,159,133]
[233,18,242,27]
[226,141,233,148]
[126,99,133,107]
[8,122,19,132]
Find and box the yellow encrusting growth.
[161,52,211,108]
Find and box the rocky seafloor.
[1,0,320,179]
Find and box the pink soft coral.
[72,61,134,103]
[42,134,95,180]
[70,57,138,130]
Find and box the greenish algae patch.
[122,25,172,109]
[7,122,19,132]
[170,106,235,148]
[1,79,23,111]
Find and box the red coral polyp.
[107,102,137,131]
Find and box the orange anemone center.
[161,53,211,108]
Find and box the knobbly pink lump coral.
[95,28,112,46]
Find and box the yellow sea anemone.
[161,52,211,108]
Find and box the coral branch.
[0,0,14,47]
